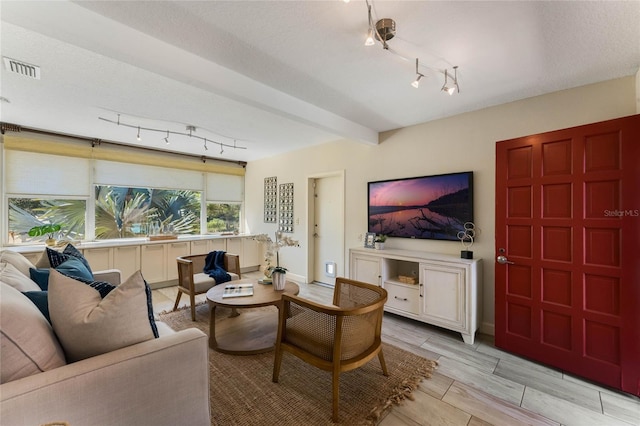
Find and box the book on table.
[222,283,254,298]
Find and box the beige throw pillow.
[0,283,66,383]
[49,270,158,362]
[0,262,41,292]
[0,249,36,277]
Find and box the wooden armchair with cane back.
[173,252,241,320]
[272,277,388,422]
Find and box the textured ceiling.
[1,1,639,162]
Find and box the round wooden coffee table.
[206,279,299,355]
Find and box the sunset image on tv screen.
[368,172,473,241]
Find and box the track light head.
[411,74,424,88]
[411,58,424,88]
[365,28,375,46]
[441,66,459,95]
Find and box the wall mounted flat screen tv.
[368,171,473,241]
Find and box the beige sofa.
[0,249,210,425]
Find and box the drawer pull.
[394,296,408,301]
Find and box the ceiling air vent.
[3,57,41,79]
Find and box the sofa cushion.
[0,250,36,278]
[0,262,41,292]
[49,270,159,362]
[0,283,66,383]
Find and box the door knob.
[497,255,514,265]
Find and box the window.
[2,133,245,245]
[94,186,201,239]
[207,202,241,233]
[8,198,87,244]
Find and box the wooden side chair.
[272,277,388,422]
[174,253,241,320]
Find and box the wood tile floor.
[152,275,640,426]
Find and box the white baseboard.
[287,272,306,283]
[480,321,495,336]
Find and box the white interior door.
[312,175,343,286]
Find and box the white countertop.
[2,233,255,253]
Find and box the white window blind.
[5,150,90,196]
[94,160,203,190]
[206,173,243,202]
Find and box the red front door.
[495,114,640,395]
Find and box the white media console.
[349,247,482,344]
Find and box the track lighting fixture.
[98,114,248,155]
[363,1,395,50]
[441,66,459,95]
[353,0,462,96]
[375,18,395,50]
[411,58,425,88]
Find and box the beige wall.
[244,76,637,334]
[637,69,640,112]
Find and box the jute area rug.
[159,303,437,426]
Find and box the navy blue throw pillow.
[29,268,51,291]
[56,257,94,281]
[45,244,92,273]
[63,244,93,274]
[23,291,51,323]
[29,257,94,291]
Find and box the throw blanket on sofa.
[203,251,231,285]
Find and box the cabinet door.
[420,263,466,330]
[209,238,226,252]
[166,241,190,280]
[242,238,260,267]
[141,244,167,283]
[226,238,243,261]
[113,246,140,280]
[190,240,210,255]
[83,248,113,271]
[351,254,381,286]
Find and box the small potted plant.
[253,232,299,290]
[28,223,62,246]
[374,234,387,250]
[270,265,288,290]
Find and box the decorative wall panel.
[264,176,277,223]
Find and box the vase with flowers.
[253,232,299,290]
